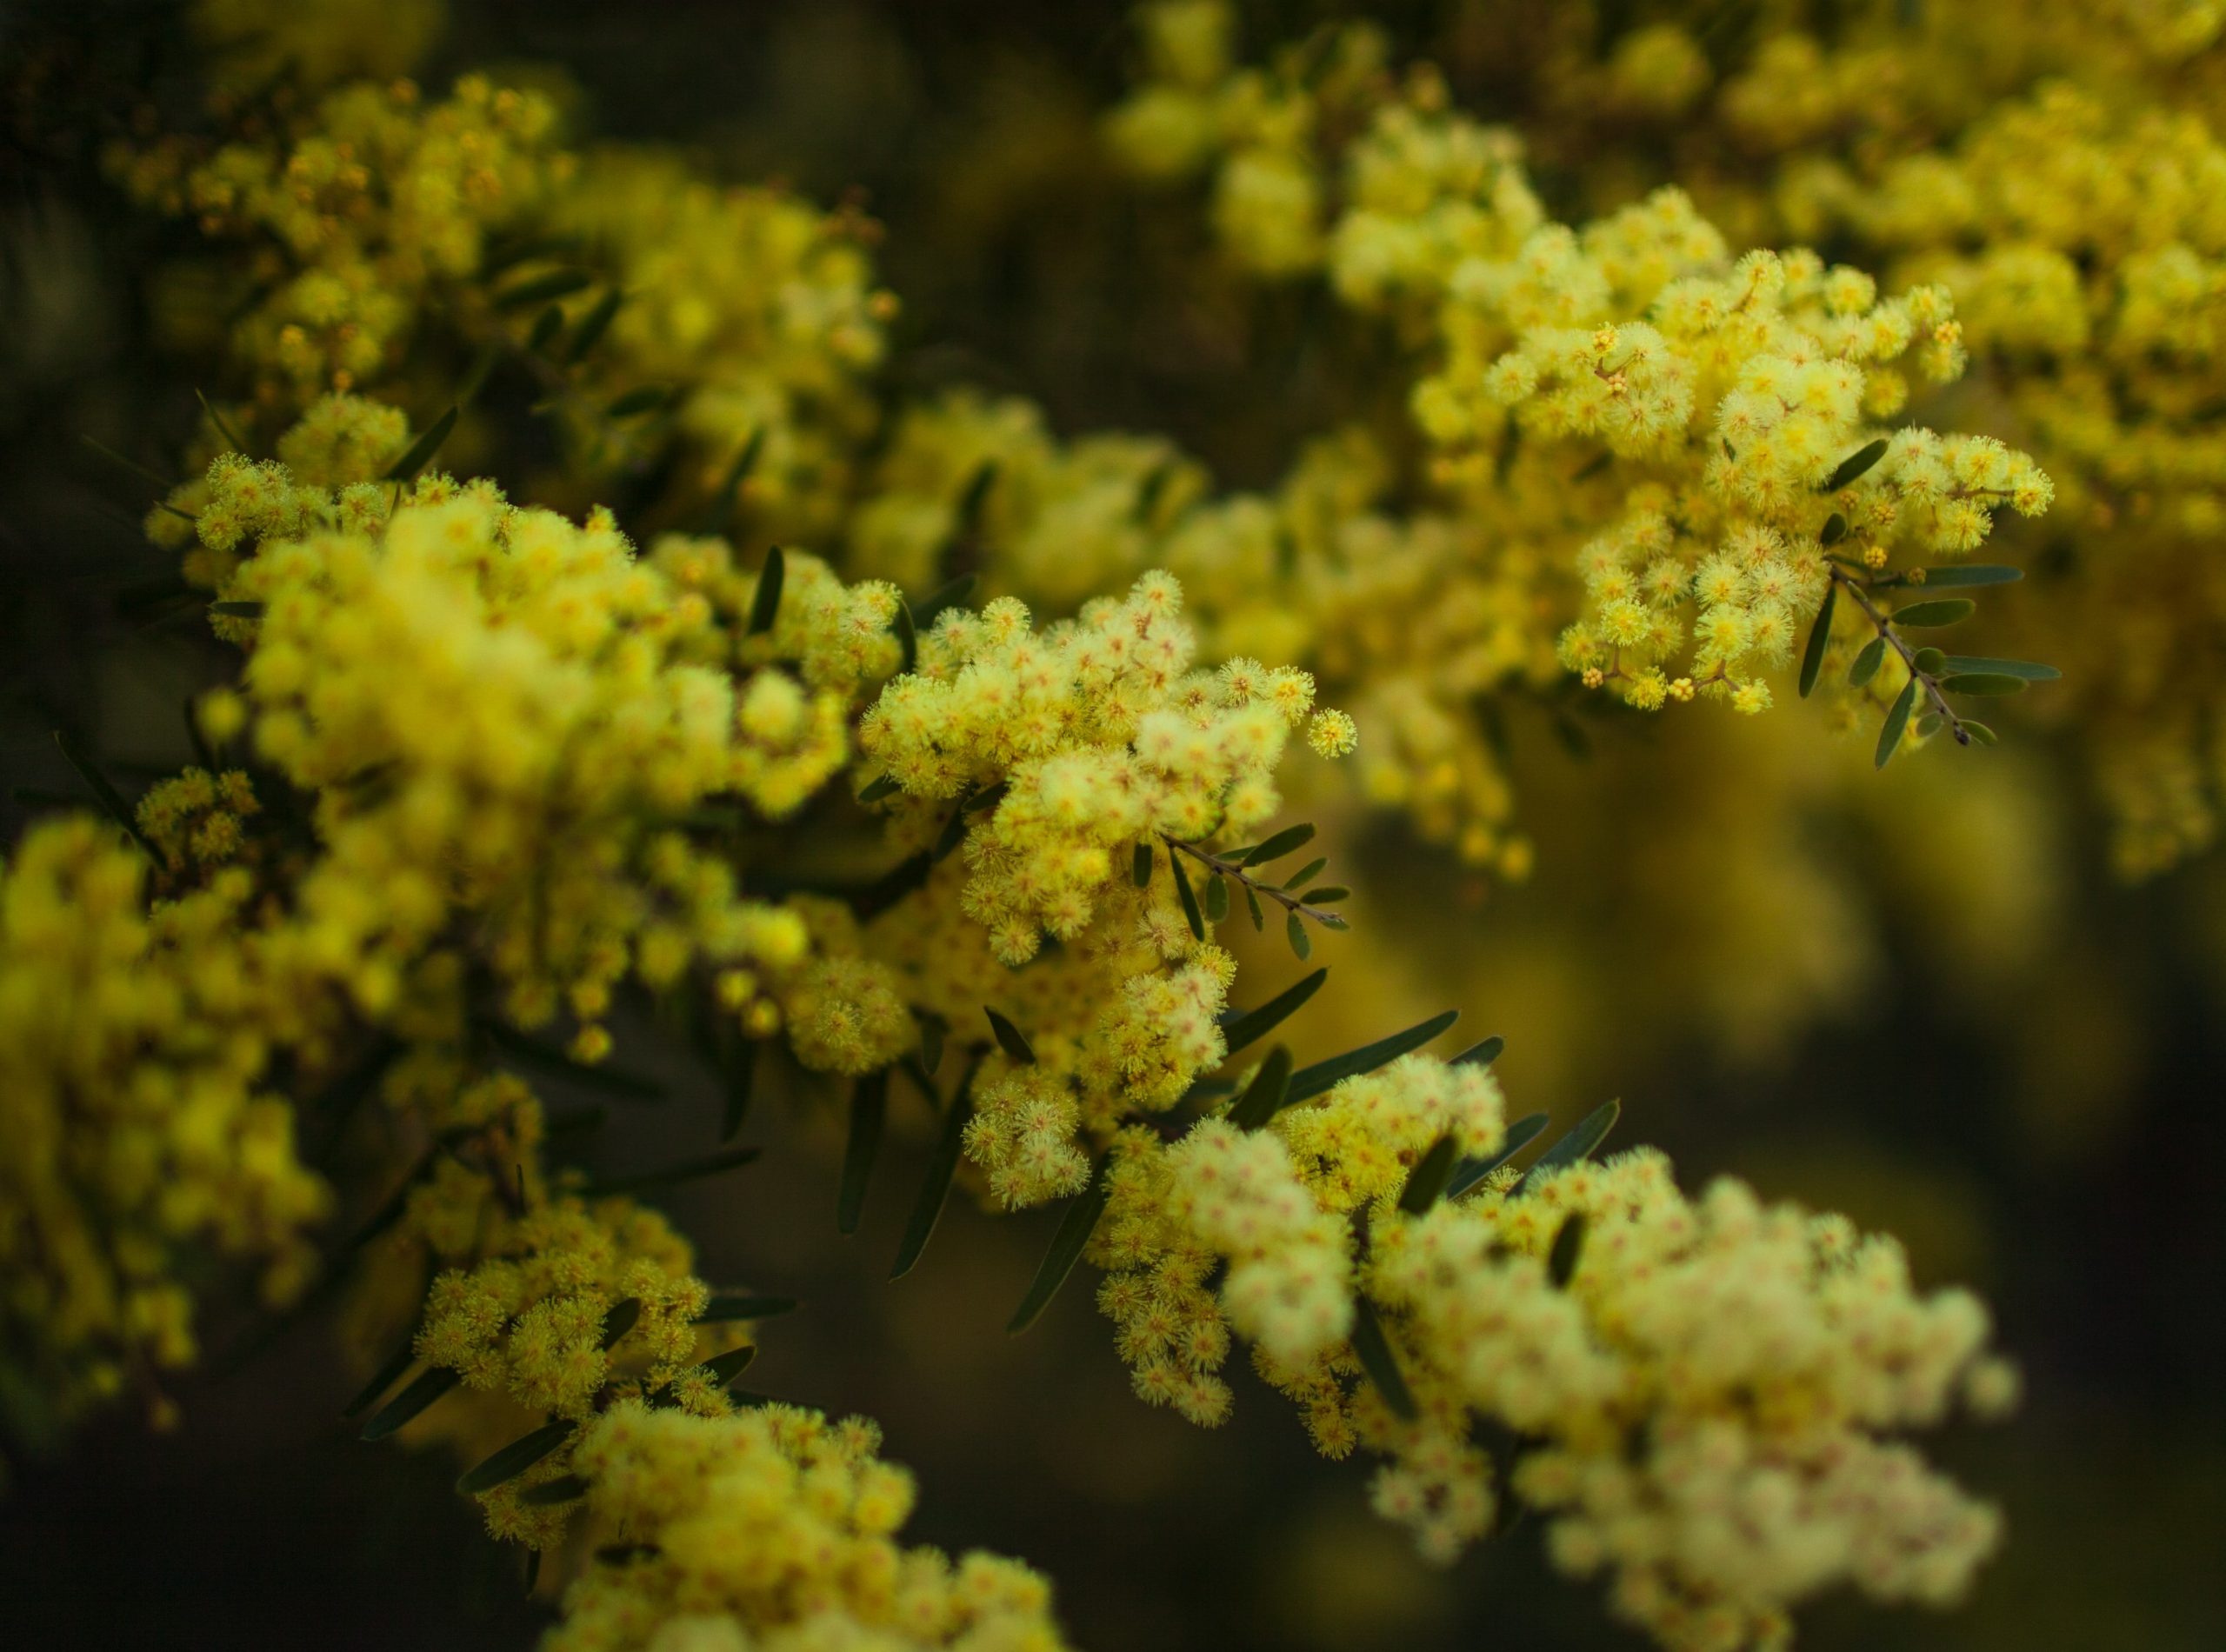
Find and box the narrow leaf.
[1548,1214,1589,1288]
[1243,883,1265,931]
[1286,909,1311,961]
[1446,1112,1550,1199]
[700,1343,757,1385]
[1398,1132,1460,1214]
[893,599,918,675]
[1008,1157,1112,1334]
[480,1020,664,1100]
[1451,1035,1504,1068]
[606,384,673,419]
[1889,597,1976,629]
[1875,679,1916,768]
[52,729,157,861]
[1515,1099,1623,1195]
[720,1031,756,1142]
[1849,636,1886,688]
[1348,1297,1417,1422]
[984,1009,1036,1065]
[859,774,901,803]
[527,305,564,353]
[1819,512,1848,546]
[1798,583,1836,698]
[518,1473,590,1507]
[383,406,458,481]
[748,547,785,636]
[1218,968,1328,1057]
[1203,875,1230,923]
[598,1298,643,1350]
[566,289,623,363]
[458,1420,576,1495]
[1303,885,1350,904]
[891,1066,977,1279]
[360,1365,460,1442]
[696,429,766,534]
[837,1070,889,1235]
[496,269,593,310]
[919,1015,946,1077]
[1228,1046,1295,1132]
[1242,823,1317,867]
[1282,856,1328,890]
[342,1336,419,1420]
[1132,843,1154,888]
[1915,563,2022,588]
[1939,655,2059,682]
[582,1147,759,1199]
[1939,673,2028,696]
[1820,436,1890,492]
[196,389,250,456]
[1963,720,1999,746]
[1170,852,1205,942]
[1289,1011,1459,1106]
[696,1294,798,1322]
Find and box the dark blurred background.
[3,3,2223,1649]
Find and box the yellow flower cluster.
[116,74,565,401]
[0,818,330,1427]
[1082,1049,2014,1651]
[550,1402,1067,1652]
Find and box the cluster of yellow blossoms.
[1090,1050,2016,1652]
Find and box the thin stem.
[1828,564,1971,747]
[1159,834,1345,926]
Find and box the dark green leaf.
[1875,679,1916,769]
[1282,856,1328,890]
[700,1343,757,1384]
[458,1420,576,1495]
[1219,968,1328,1057]
[1819,512,1848,546]
[1515,1099,1623,1195]
[526,305,564,353]
[598,1298,642,1351]
[342,1335,419,1420]
[1849,636,1886,688]
[52,730,157,862]
[479,1020,665,1100]
[954,460,999,534]
[748,547,785,635]
[566,289,623,363]
[582,1147,759,1199]
[1914,564,2022,588]
[360,1365,460,1442]
[720,1031,756,1142]
[1228,1046,1295,1132]
[1939,655,2060,682]
[1963,720,1999,746]
[859,774,901,804]
[1446,1112,1550,1199]
[1348,1297,1416,1421]
[837,1071,889,1235]
[1548,1214,1589,1288]
[384,406,458,482]
[696,429,766,534]
[197,389,250,456]
[1798,584,1836,699]
[497,270,593,310]
[1912,646,1946,676]
[919,1014,945,1077]
[1398,1132,1459,1214]
[1242,823,1317,867]
[208,599,265,619]
[1889,598,1976,629]
[1008,1157,1112,1334]
[891,1065,977,1279]
[457,338,503,408]
[1303,886,1350,904]
[1939,673,2028,696]
[930,805,970,863]
[1204,875,1230,923]
[1820,437,1890,492]
[1170,853,1205,942]
[1451,1036,1504,1067]
[1289,1010,1459,1106]
[893,599,918,675]
[1286,909,1311,961]
[606,384,674,419]
[697,1294,797,1322]
[518,1473,590,1507]
[1132,843,1154,888]
[1243,883,1266,931]
[985,1008,1036,1064]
